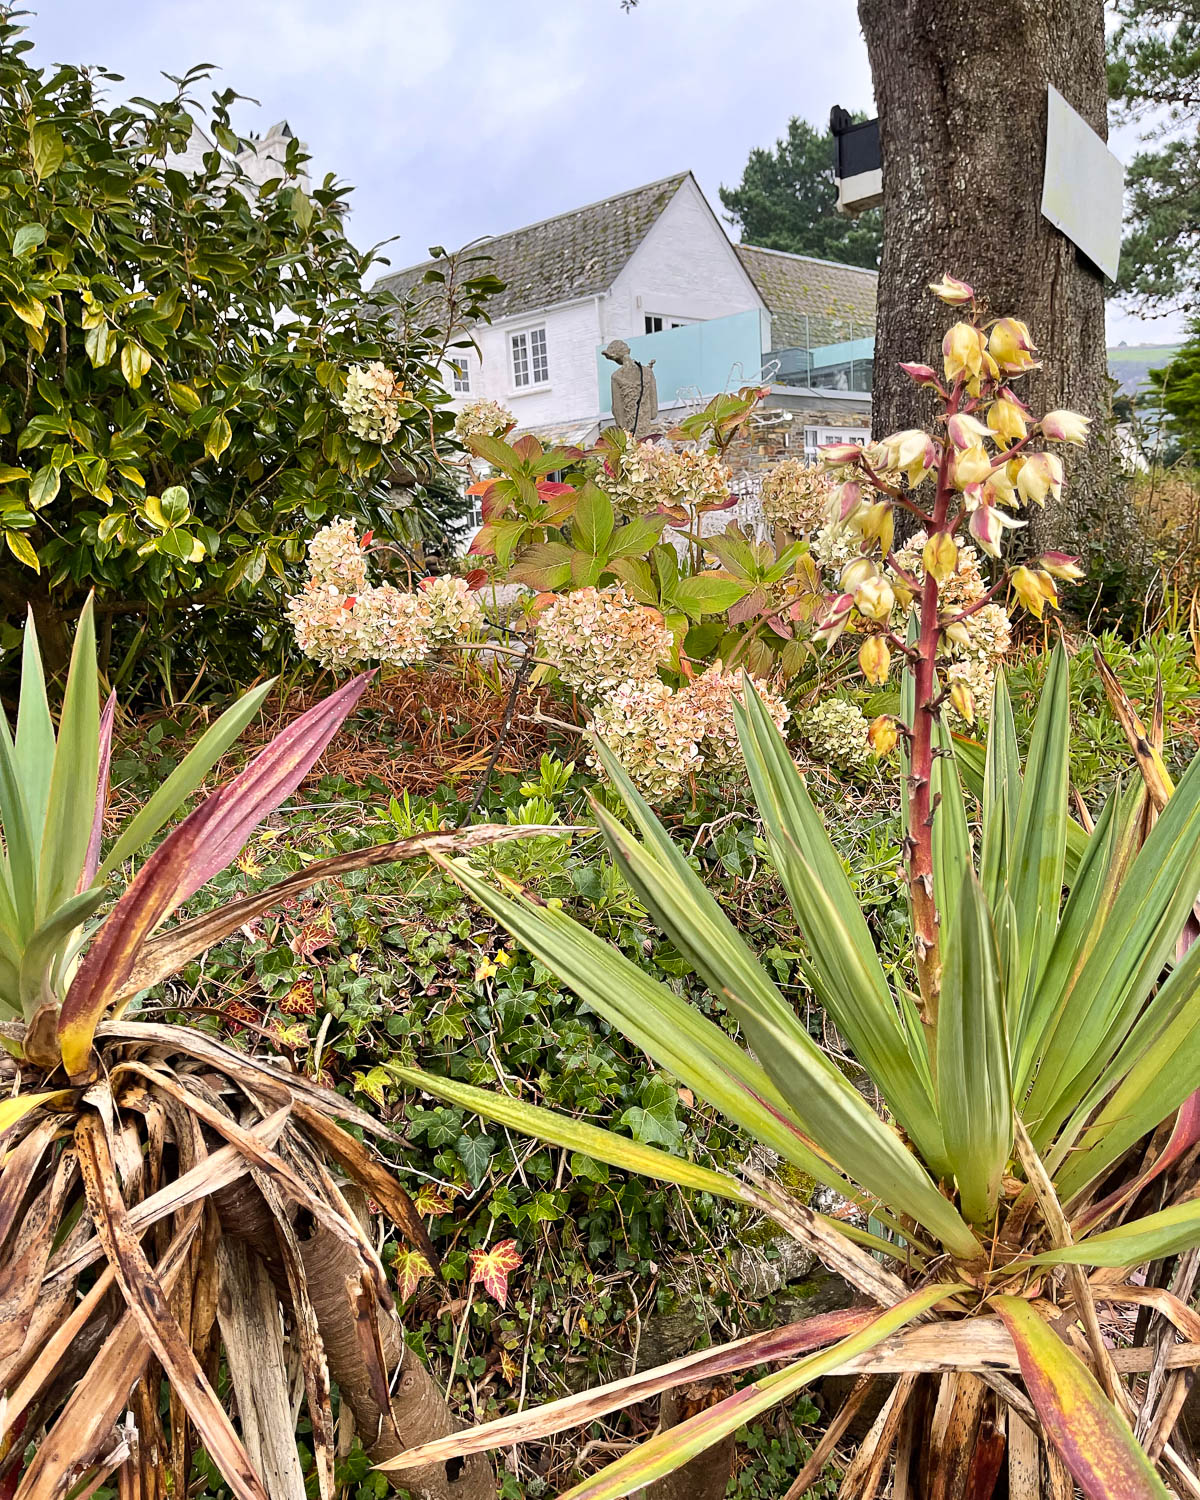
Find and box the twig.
[457,651,534,828]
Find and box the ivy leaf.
[469,1239,523,1307]
[393,1247,434,1302]
[455,1130,495,1189]
[413,1183,455,1217]
[621,1076,684,1148]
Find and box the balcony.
[596,309,770,415]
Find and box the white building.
[375,172,877,458]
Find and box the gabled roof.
[735,244,877,350]
[374,172,692,319]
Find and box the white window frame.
[644,314,692,334]
[802,425,869,462]
[510,325,549,389]
[450,354,471,394]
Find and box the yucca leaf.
[956,729,1087,886]
[80,692,116,893]
[979,669,1019,908]
[936,870,1012,1225]
[1024,746,1200,1146]
[58,675,371,1079]
[1030,1198,1200,1269]
[1006,642,1070,1013]
[1050,936,1200,1203]
[733,684,949,1177]
[36,595,99,921]
[99,678,276,878]
[992,1295,1169,1500]
[1012,784,1139,1091]
[14,609,54,854]
[389,1063,753,1205]
[441,857,840,1191]
[0,709,37,937]
[18,886,107,1018]
[553,1284,966,1500]
[932,716,971,920]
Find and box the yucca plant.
[0,600,552,1500]
[381,286,1200,1500]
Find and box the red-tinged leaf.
[290,910,337,959]
[464,568,488,591]
[1077,1090,1200,1233]
[510,435,543,463]
[992,1296,1169,1500]
[469,1239,522,1307]
[414,1183,456,1217]
[536,481,574,498]
[464,480,494,496]
[77,692,116,894]
[394,1248,434,1301]
[468,526,495,557]
[58,675,371,1079]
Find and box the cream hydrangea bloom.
[759,459,834,536]
[535,587,672,699]
[306,516,368,592]
[338,362,403,444]
[418,574,484,643]
[589,679,702,800]
[454,399,516,441]
[603,442,732,518]
[677,663,790,769]
[799,698,872,771]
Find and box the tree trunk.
[857,0,1121,560]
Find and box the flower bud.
[943,322,987,382]
[840,557,877,593]
[1016,451,1064,507]
[899,361,939,384]
[859,636,891,686]
[943,620,972,649]
[928,275,974,305]
[969,501,1025,558]
[819,442,866,466]
[857,499,893,544]
[947,413,992,450]
[987,396,1028,445]
[988,318,1039,374]
[1010,566,1058,620]
[854,576,895,623]
[923,531,959,585]
[951,443,992,488]
[868,715,901,756]
[1041,409,1091,445]
[1037,551,1085,581]
[834,480,863,524]
[949,679,976,725]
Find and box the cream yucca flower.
[535,586,672,699]
[454,399,516,441]
[338,362,404,445]
[758,459,834,535]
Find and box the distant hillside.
[1108,343,1181,398]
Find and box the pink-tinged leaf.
[58,675,371,1079]
[77,692,116,894]
[1077,1090,1200,1234]
[535,481,574,499]
[992,1296,1169,1500]
[469,1239,522,1307]
[464,568,489,592]
[467,525,496,557]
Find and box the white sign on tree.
[1041,85,1125,282]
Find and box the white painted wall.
[606,177,764,341]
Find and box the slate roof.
[374,173,692,319]
[735,245,877,350]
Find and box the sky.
[20,0,1184,348]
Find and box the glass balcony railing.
[767,336,875,394]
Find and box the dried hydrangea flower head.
[589,679,702,801]
[338,362,404,445]
[798,697,872,771]
[534,586,672,700]
[759,459,835,536]
[677,663,790,770]
[289,518,482,670]
[603,440,732,519]
[455,399,516,441]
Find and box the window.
[802,426,869,461]
[644,315,690,334]
[450,355,470,394]
[511,327,549,388]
